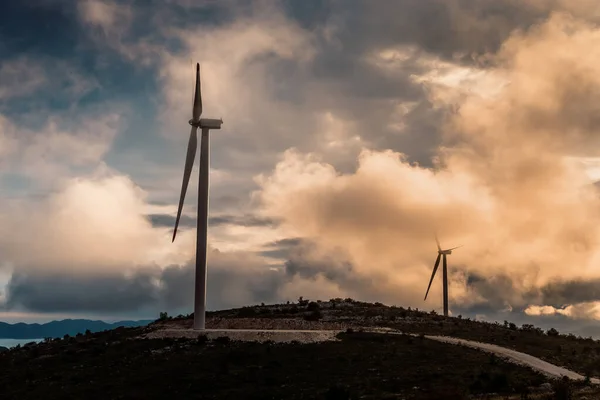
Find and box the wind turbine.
[172,63,223,330]
[424,234,462,317]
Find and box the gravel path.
[424,334,600,383]
[142,323,600,382]
[143,328,342,343]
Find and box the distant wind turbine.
[172,63,223,330]
[424,234,462,317]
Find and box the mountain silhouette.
[0,319,153,339]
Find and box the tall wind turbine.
[172,63,223,330]
[424,234,462,317]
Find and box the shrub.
[197,334,208,345]
[304,310,323,321]
[298,296,309,306]
[307,301,320,311]
[237,307,257,317]
[158,311,169,321]
[552,376,573,400]
[214,336,231,345]
[547,328,560,337]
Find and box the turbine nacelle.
[438,245,462,256]
[188,118,224,130]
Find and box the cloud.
[77,0,132,36]
[524,303,600,321]
[253,12,600,318]
[0,172,175,272]
[8,0,600,323]
[0,111,121,186]
[0,55,99,105]
[3,247,287,314]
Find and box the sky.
[3,1,600,334]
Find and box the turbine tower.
[424,234,462,317]
[172,63,223,330]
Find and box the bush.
[298,296,309,306]
[547,327,560,337]
[197,334,208,345]
[237,307,257,317]
[552,376,573,400]
[214,336,231,345]
[304,310,323,321]
[158,311,169,321]
[289,305,300,314]
[307,301,320,311]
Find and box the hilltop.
[1,299,599,399]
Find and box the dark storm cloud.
[464,272,534,310]
[280,239,390,302]
[324,0,550,62]
[231,0,558,168]
[1,240,382,315]
[260,237,305,259]
[463,272,600,312]
[209,214,280,228]
[540,279,600,306]
[4,270,160,313]
[148,214,195,229]
[272,0,590,167]
[2,260,284,314]
[148,213,279,229]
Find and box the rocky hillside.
[1,299,599,399]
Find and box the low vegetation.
[2,298,600,399]
[202,298,600,378]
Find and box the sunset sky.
[3,0,600,335]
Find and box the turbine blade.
[192,63,203,121]
[424,253,442,301]
[447,245,463,251]
[435,232,441,251]
[172,126,198,242]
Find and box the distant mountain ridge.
[0,319,153,339]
